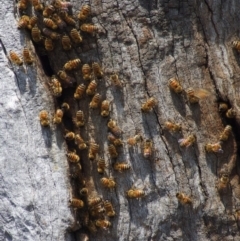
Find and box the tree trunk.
[1,0,240,240]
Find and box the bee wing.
[178,138,185,146]
[193,89,211,99]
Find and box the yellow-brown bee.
[114,162,130,172]
[89,93,101,109]
[92,62,103,79]
[101,100,110,117]
[49,76,62,97]
[74,84,86,100]
[75,134,87,150]
[31,25,42,42]
[127,134,142,146]
[88,143,99,160]
[143,139,153,158]
[67,151,80,163]
[178,134,196,148]
[69,198,84,208]
[82,64,92,81]
[176,192,192,205]
[218,102,228,112]
[78,5,91,20]
[53,109,63,124]
[164,121,182,133]
[57,70,74,85]
[22,47,34,65]
[70,28,82,44]
[64,59,81,71]
[32,0,43,11]
[234,210,240,221]
[126,189,145,198]
[73,110,85,127]
[53,0,72,10]
[80,24,98,34]
[186,88,211,104]
[226,108,236,118]
[104,200,115,217]
[18,0,28,10]
[44,38,54,51]
[86,80,97,96]
[60,12,76,26]
[61,102,70,112]
[219,125,232,142]
[101,177,116,189]
[107,133,123,146]
[95,219,111,229]
[168,77,183,93]
[233,41,240,51]
[205,142,223,153]
[43,18,58,30]
[61,34,72,51]
[79,187,88,196]
[42,28,60,40]
[27,16,38,30]
[17,15,30,29]
[88,197,102,207]
[52,13,67,29]
[217,173,230,192]
[110,72,122,87]
[97,158,106,174]
[141,97,157,112]
[108,144,118,159]
[9,51,23,66]
[89,203,105,217]
[65,131,75,140]
[43,5,55,17]
[39,110,50,127]
[107,119,122,137]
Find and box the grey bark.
[0,0,240,241]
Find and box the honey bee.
[80,187,88,196]
[52,13,67,29]
[82,64,92,81]
[226,108,236,118]
[75,134,87,150]
[141,97,157,112]
[23,47,34,65]
[86,80,97,96]
[61,35,72,51]
[69,198,84,208]
[219,125,232,142]
[97,158,106,174]
[44,38,54,51]
[107,119,122,137]
[73,110,85,127]
[70,28,82,44]
[60,12,76,26]
[164,121,182,133]
[176,192,192,205]
[95,219,111,229]
[107,133,123,146]
[101,177,116,189]
[143,139,153,158]
[110,72,122,87]
[232,41,240,51]
[49,76,62,97]
[186,88,211,104]
[89,203,105,217]
[43,18,58,30]
[64,59,81,71]
[127,134,142,146]
[67,150,80,163]
[58,70,74,85]
[217,173,230,192]
[104,201,115,217]
[108,144,118,159]
[92,62,103,79]
[65,131,75,140]
[32,0,43,11]
[42,28,60,40]
[53,109,63,124]
[74,84,86,100]
[88,142,99,160]
[18,0,28,10]
[89,93,101,109]
[168,77,183,93]
[78,5,91,20]
[27,16,38,30]
[205,142,223,153]
[53,0,72,10]
[114,162,130,172]
[234,210,240,221]
[43,5,55,17]
[101,100,110,117]
[88,197,102,207]
[61,102,70,112]
[31,25,42,42]
[126,189,145,198]
[80,24,98,33]
[178,134,196,148]
[39,110,50,127]
[218,102,228,112]
[9,51,23,66]
[17,15,30,29]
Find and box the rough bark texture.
[1,0,240,241]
